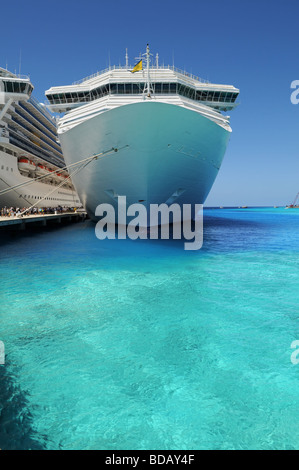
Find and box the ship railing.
[0,127,9,138]
[18,102,58,140]
[11,116,61,154]
[8,130,63,167]
[29,96,56,124]
[1,73,31,81]
[72,65,210,86]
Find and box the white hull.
[0,150,80,208]
[59,101,231,221]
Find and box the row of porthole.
[1,166,13,172]
[1,167,75,202]
[19,194,68,201]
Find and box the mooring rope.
[0,145,128,197]
[17,156,96,217]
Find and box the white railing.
[29,96,56,123]
[72,65,210,86]
[0,72,31,81]
[0,127,9,138]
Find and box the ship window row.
[1,165,13,172]
[8,131,63,168]
[17,103,58,140]
[9,122,60,160]
[2,81,33,96]
[28,98,56,127]
[47,83,238,105]
[0,145,17,157]
[18,194,69,201]
[11,116,61,155]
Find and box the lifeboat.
[47,168,62,182]
[47,168,56,180]
[63,175,70,186]
[18,158,36,173]
[36,163,48,176]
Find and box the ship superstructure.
[0,67,81,209]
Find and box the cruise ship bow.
[45,45,239,223]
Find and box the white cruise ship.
[45,46,239,222]
[0,67,81,209]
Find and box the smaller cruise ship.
[0,67,81,209]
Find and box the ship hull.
[59,102,231,221]
[0,150,80,208]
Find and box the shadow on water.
[0,210,290,258]
[138,213,266,252]
[202,213,275,253]
[0,361,46,450]
[0,213,267,255]
[203,213,265,233]
[0,220,86,248]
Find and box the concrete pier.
[0,211,87,231]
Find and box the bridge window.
[91,88,99,99]
[3,81,14,93]
[26,84,33,96]
[196,90,206,100]
[3,81,30,94]
[100,85,109,97]
[47,81,238,107]
[132,83,143,93]
[187,87,195,99]
[110,83,117,94]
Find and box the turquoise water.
[0,208,299,450]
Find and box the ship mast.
[146,44,150,97]
[125,48,129,69]
[142,44,153,98]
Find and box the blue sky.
[1,0,299,206]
